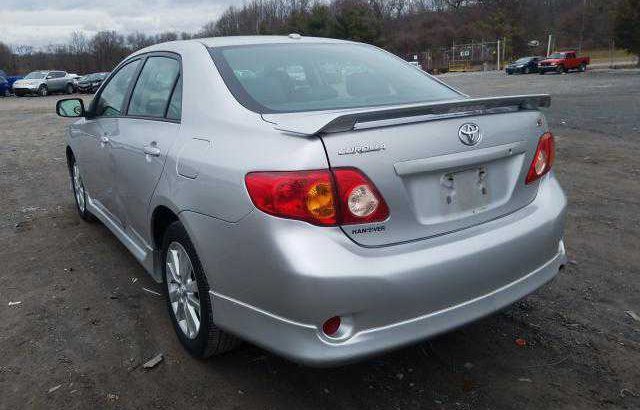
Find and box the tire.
[539,70,545,75]
[2,89,9,97]
[524,67,530,74]
[38,85,48,97]
[556,65,565,74]
[66,83,74,94]
[161,221,240,358]
[579,63,587,72]
[69,157,95,222]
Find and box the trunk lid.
[263,95,550,246]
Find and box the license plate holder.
[441,167,489,215]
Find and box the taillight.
[245,168,389,226]
[332,168,389,225]
[525,132,555,184]
[245,170,337,226]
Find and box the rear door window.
[127,56,180,118]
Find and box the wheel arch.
[149,203,181,282]
[151,204,180,252]
[65,146,75,173]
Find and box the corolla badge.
[458,123,482,146]
[338,143,386,156]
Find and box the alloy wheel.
[72,163,86,213]
[166,242,201,339]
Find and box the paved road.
[0,69,639,409]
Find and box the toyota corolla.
[56,35,566,366]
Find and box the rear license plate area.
[441,167,489,215]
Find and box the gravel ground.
[1,68,639,409]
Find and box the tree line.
[0,0,638,75]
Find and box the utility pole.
[503,37,507,64]
[609,38,615,68]
[497,39,501,70]
[547,34,553,57]
[452,40,455,65]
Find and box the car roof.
[197,35,354,48]
[129,35,359,60]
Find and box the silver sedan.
[56,35,566,366]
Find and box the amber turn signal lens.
[306,182,336,219]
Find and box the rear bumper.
[211,243,564,366]
[182,174,567,366]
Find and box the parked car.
[539,51,590,74]
[0,70,22,95]
[56,36,567,366]
[0,75,10,97]
[6,75,23,88]
[12,70,75,96]
[506,56,542,75]
[68,73,81,90]
[76,72,109,93]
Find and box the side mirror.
[56,98,85,118]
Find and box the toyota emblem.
[458,123,482,146]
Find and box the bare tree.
[69,31,88,55]
[90,31,127,71]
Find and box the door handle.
[143,145,161,157]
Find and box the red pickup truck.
[539,51,590,74]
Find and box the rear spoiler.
[265,94,551,136]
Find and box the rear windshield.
[209,43,460,113]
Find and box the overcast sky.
[0,0,238,48]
